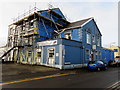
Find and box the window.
[30,22,34,28]
[28,51,32,57]
[48,48,54,58]
[87,33,91,44]
[25,39,28,44]
[15,26,19,34]
[98,51,101,56]
[98,51,101,59]
[33,21,38,28]
[23,26,25,31]
[86,49,90,55]
[92,36,95,43]
[25,22,30,30]
[29,38,33,45]
[18,25,22,32]
[97,36,100,46]
[96,51,98,55]
[64,30,72,39]
[86,49,90,61]
[65,34,71,39]
[78,28,83,41]
[30,19,37,28]
[37,52,41,57]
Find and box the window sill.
[87,43,91,45]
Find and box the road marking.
[0,72,76,85]
[107,81,120,89]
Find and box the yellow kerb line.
[0,72,76,85]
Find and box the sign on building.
[37,40,57,46]
[92,45,96,50]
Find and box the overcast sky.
[0,0,119,47]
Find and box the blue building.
[35,17,102,69]
[6,7,103,69]
[102,48,114,64]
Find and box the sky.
[0,0,119,47]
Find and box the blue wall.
[60,19,102,62]
[61,39,83,64]
[38,8,67,26]
[60,19,102,48]
[102,48,114,64]
[36,8,69,42]
[40,39,84,65]
[64,46,83,64]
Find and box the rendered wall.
[102,48,114,64]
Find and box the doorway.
[48,48,55,65]
[28,51,32,64]
[91,54,94,61]
[36,48,42,64]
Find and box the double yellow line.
[0,72,76,85]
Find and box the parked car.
[108,60,114,67]
[108,60,120,67]
[108,58,120,66]
[87,60,107,71]
[114,60,120,66]
[115,56,120,60]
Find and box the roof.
[10,8,69,26]
[62,18,92,30]
[66,18,92,28]
[62,17,102,36]
[38,8,68,22]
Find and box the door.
[36,49,42,64]
[48,48,55,65]
[91,54,94,61]
[28,51,32,64]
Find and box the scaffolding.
[3,6,69,64]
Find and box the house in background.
[108,45,120,58]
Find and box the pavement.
[2,63,60,82]
[1,63,120,89]
[2,63,86,82]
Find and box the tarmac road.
[1,63,120,89]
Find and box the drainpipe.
[81,27,85,68]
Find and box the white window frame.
[64,30,72,40]
[47,47,55,64]
[92,35,95,43]
[86,33,91,44]
[97,36,100,46]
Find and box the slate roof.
[62,17,102,36]
[66,18,92,28]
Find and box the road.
[1,66,120,89]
